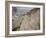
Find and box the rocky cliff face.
[12,8,40,31]
[20,8,40,30]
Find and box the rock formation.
[12,8,40,31]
